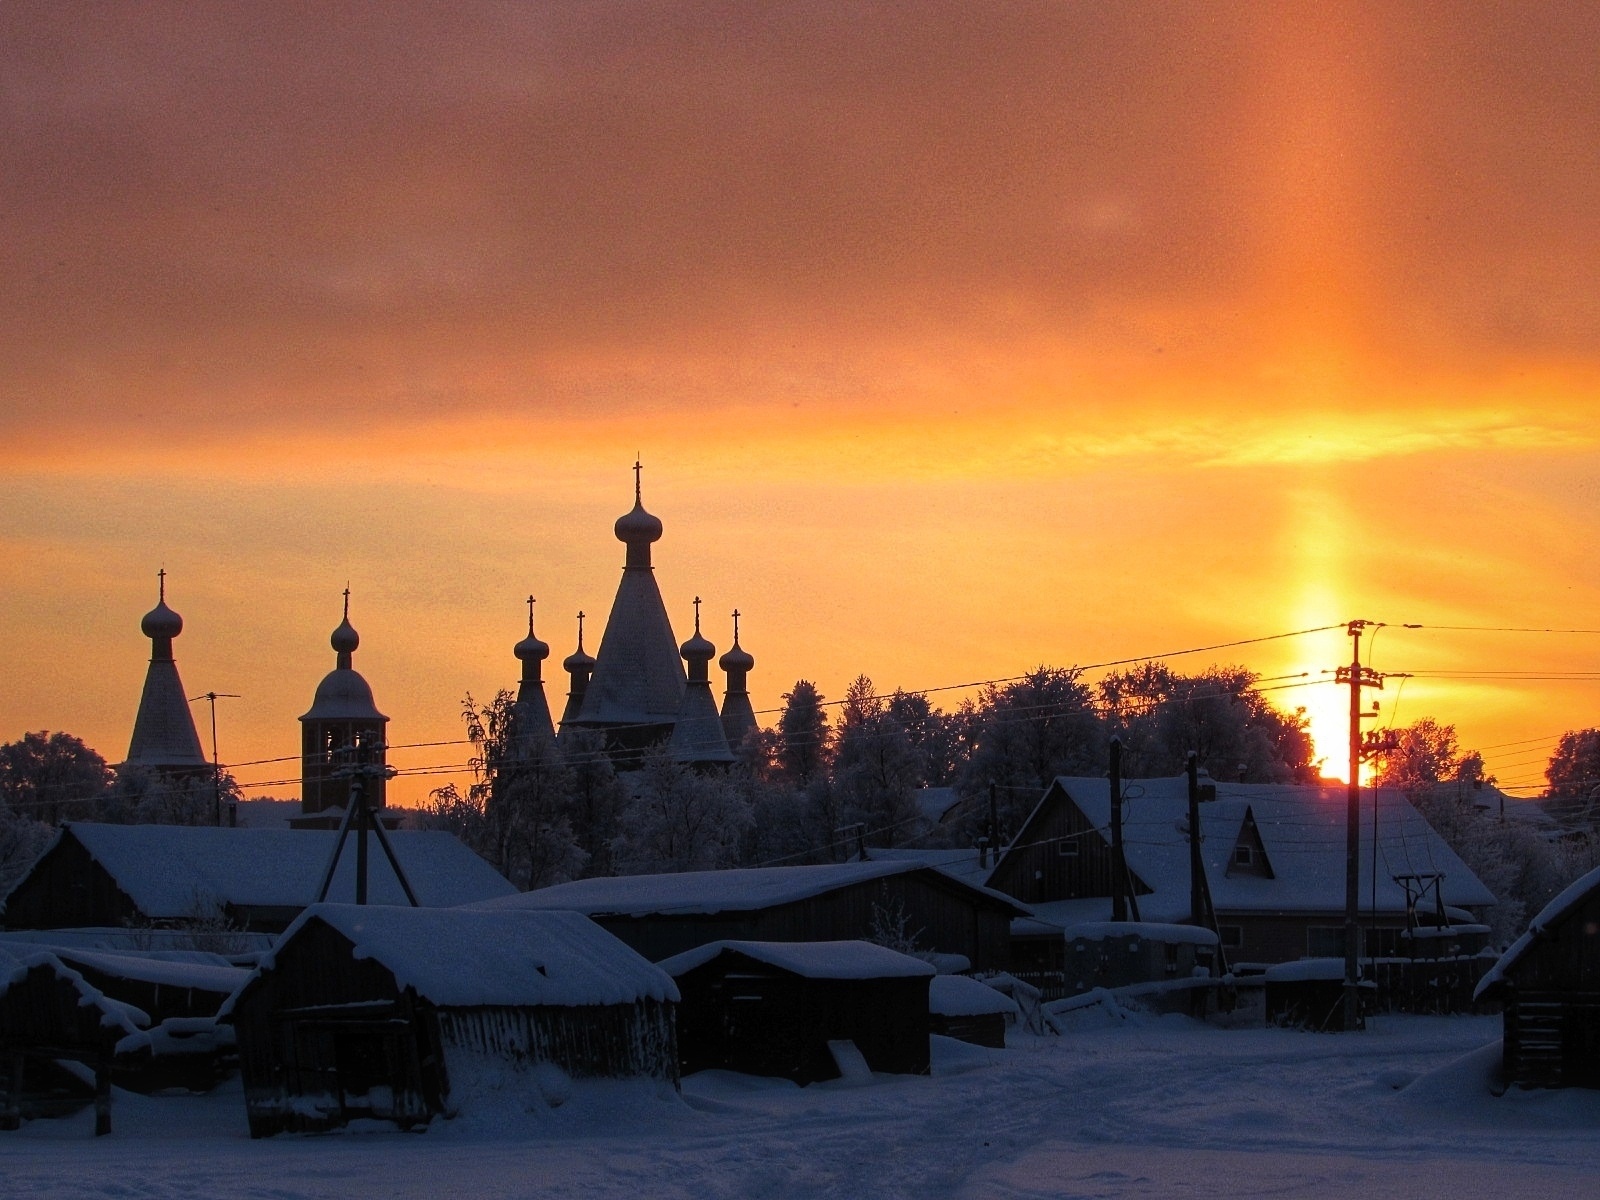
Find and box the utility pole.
[1109,737,1126,922]
[316,736,416,907]
[1187,752,1204,927]
[190,691,240,826]
[1335,621,1385,1031]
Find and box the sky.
[3,1,1598,807]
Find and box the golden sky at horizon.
[3,2,1598,805]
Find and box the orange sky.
[3,2,1598,806]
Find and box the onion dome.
[614,500,663,546]
[331,617,359,655]
[329,588,360,668]
[514,596,550,664]
[614,459,663,556]
[562,610,596,672]
[719,609,754,674]
[680,598,715,665]
[140,569,183,641]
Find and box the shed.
[929,975,1018,1049]
[0,950,146,1134]
[1,823,516,933]
[482,861,1026,970]
[1475,864,1600,1089]
[659,940,933,1085]
[221,904,678,1136]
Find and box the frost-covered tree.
[561,728,630,878]
[957,667,1104,838]
[0,731,110,825]
[1099,663,1316,783]
[1544,729,1600,832]
[0,800,51,896]
[777,680,831,786]
[1372,718,1482,797]
[419,692,584,890]
[833,676,921,847]
[101,766,242,826]
[612,751,752,874]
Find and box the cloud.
[4,1,1599,454]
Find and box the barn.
[659,939,933,1085]
[0,823,515,933]
[221,903,678,1136]
[480,861,1026,970]
[1475,864,1600,1089]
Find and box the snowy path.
[6,1013,1598,1199]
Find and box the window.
[1056,838,1079,857]
[1307,927,1347,958]
[1233,844,1253,867]
[1219,925,1243,950]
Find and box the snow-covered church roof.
[124,574,206,771]
[570,472,688,732]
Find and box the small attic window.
[1234,845,1253,867]
[1057,838,1079,857]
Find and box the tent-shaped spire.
[571,462,686,749]
[124,570,207,772]
[718,607,758,750]
[512,595,556,749]
[670,598,734,765]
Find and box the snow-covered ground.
[8,1010,1599,1199]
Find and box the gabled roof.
[658,938,935,980]
[0,950,151,1041]
[999,775,1497,923]
[12,823,515,918]
[230,904,677,1011]
[1475,863,1600,999]
[476,860,1028,919]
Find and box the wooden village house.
[0,823,515,934]
[477,860,1027,970]
[658,939,934,1085]
[988,775,1496,974]
[1476,863,1600,1090]
[221,903,679,1136]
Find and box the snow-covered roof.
[929,974,1020,1018]
[1012,776,1497,923]
[657,939,936,980]
[29,823,515,917]
[480,860,1025,919]
[1475,863,1600,998]
[1064,921,1219,947]
[859,847,998,892]
[0,950,151,1037]
[41,946,248,994]
[233,904,678,1012]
